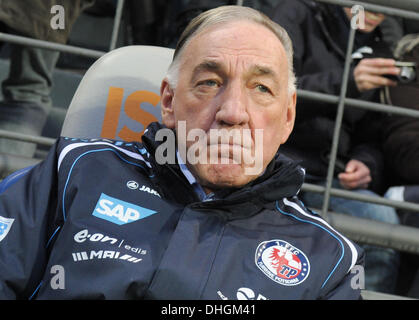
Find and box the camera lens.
[396,61,416,83]
[396,63,417,83]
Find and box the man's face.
[344,7,385,33]
[160,21,296,191]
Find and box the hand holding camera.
[353,57,417,92]
[353,58,400,92]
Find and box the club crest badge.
[0,216,14,242]
[255,239,310,286]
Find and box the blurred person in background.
[380,30,419,298]
[272,0,401,294]
[0,0,94,164]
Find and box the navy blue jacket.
[0,122,363,299]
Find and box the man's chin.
[194,163,259,191]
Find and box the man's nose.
[215,82,250,126]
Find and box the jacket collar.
[141,122,305,218]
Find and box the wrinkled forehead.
[180,21,288,75]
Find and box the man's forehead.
[185,20,284,55]
[191,59,280,79]
[182,21,287,74]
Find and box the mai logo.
[92,193,157,225]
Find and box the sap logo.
[92,193,157,225]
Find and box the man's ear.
[160,78,176,129]
[280,91,297,144]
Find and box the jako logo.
[92,193,157,225]
[126,181,139,190]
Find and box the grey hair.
[166,5,296,94]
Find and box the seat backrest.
[61,45,174,141]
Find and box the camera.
[394,61,417,84]
[379,61,417,84]
[352,47,417,84]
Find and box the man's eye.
[256,84,271,93]
[198,79,218,87]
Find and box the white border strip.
[58,141,150,171]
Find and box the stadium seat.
[60,45,174,140]
[0,45,174,193]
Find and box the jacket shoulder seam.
[276,198,359,288]
[57,138,150,172]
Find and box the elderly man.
[0,6,362,300]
